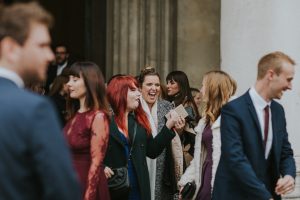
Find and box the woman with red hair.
[104,75,183,200]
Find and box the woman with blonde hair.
[178,70,236,200]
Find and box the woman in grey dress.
[137,67,184,200]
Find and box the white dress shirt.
[56,62,68,76]
[0,67,24,88]
[249,87,272,159]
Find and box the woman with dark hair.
[166,71,199,116]
[179,70,236,200]
[104,75,183,200]
[64,62,110,200]
[165,71,200,196]
[48,75,69,126]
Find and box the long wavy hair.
[106,75,151,137]
[66,62,109,119]
[202,70,236,125]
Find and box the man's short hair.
[257,51,295,80]
[0,2,53,45]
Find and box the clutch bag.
[181,181,196,200]
[107,167,130,194]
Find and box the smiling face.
[268,61,295,100]
[140,75,161,108]
[127,85,141,112]
[67,74,86,101]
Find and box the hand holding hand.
[275,175,295,195]
[104,166,114,179]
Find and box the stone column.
[106,0,177,80]
[177,0,220,87]
[221,0,300,199]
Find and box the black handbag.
[181,181,196,200]
[107,122,137,196]
[107,167,130,196]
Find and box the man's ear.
[266,68,275,81]
[0,37,22,63]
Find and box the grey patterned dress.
[154,100,174,200]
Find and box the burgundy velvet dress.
[64,110,110,200]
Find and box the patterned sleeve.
[84,112,109,200]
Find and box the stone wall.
[106,0,178,81]
[176,0,220,88]
[106,0,220,86]
[221,1,300,199]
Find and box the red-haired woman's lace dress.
[64,110,110,200]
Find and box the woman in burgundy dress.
[64,62,110,200]
[178,70,237,200]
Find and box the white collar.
[0,67,24,88]
[58,61,67,68]
[249,87,271,110]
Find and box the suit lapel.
[128,113,137,145]
[0,77,20,88]
[245,92,264,149]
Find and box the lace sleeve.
[84,112,109,200]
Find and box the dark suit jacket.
[104,113,175,200]
[212,91,296,200]
[45,62,70,94]
[0,78,80,200]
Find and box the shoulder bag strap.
[128,122,137,161]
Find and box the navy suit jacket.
[212,91,296,200]
[0,78,80,200]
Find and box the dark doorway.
[40,0,107,76]
[2,0,107,77]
